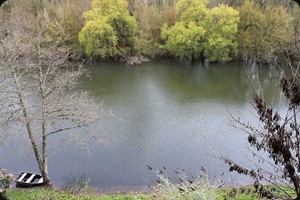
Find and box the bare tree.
[0,9,105,187]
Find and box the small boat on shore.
[15,172,44,188]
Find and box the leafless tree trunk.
[0,6,106,187]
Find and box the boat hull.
[15,172,44,188]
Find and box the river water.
[0,60,287,192]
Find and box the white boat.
[15,172,43,188]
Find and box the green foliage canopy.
[78,0,137,59]
[204,5,239,62]
[162,0,239,62]
[162,21,206,60]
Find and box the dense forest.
[1,0,300,64]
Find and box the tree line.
[84,0,300,64]
[1,0,300,64]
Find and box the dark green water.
[0,60,287,192]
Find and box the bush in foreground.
[0,168,13,200]
[148,167,221,200]
[223,69,300,200]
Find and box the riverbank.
[3,185,296,200]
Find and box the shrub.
[150,167,221,200]
[224,71,300,200]
[0,168,13,200]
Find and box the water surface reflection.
[0,61,287,192]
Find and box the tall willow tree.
[203,5,239,62]
[78,0,137,59]
[162,0,239,62]
[161,0,208,61]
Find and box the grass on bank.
[3,173,296,200]
[4,185,296,200]
[6,189,150,200]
